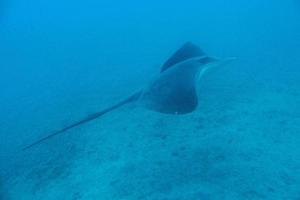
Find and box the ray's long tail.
[22,92,141,151]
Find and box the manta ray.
[23,42,232,150]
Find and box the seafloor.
[1,66,300,200]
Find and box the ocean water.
[1,0,300,199]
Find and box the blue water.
[1,0,300,199]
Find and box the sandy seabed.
[2,81,300,200]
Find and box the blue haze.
[1,0,300,199]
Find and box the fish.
[22,42,233,150]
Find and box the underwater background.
[1,0,300,199]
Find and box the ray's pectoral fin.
[160,42,206,72]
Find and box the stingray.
[22,42,233,150]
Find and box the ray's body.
[23,42,224,150]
